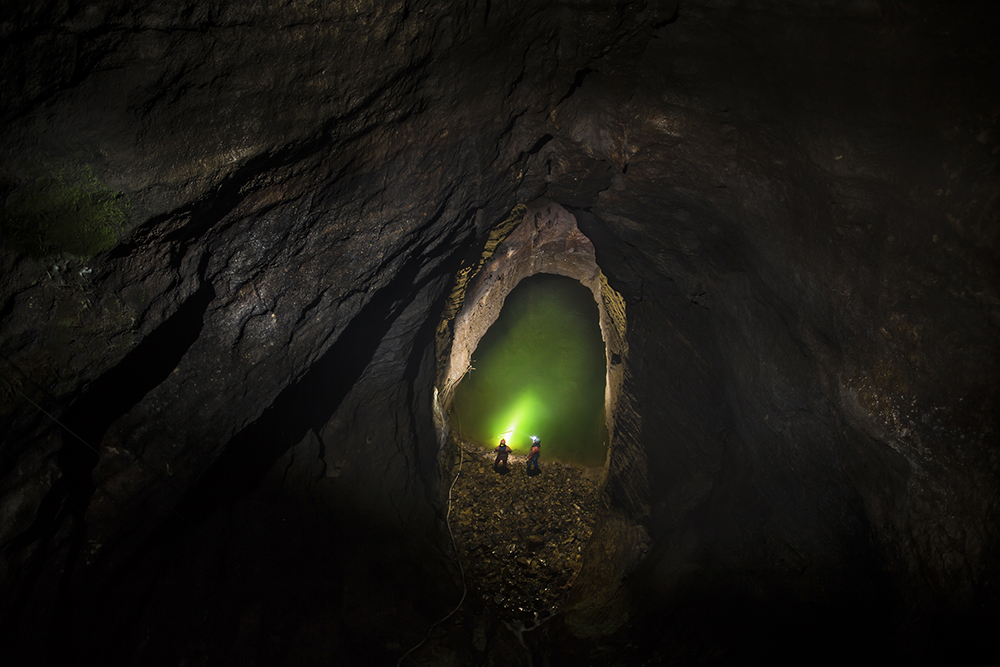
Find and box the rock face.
[438,200,628,458]
[1,1,998,665]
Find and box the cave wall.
[1,0,998,664]
[554,2,1000,657]
[0,1,667,661]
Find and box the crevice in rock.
[557,67,593,105]
[63,257,215,450]
[524,133,554,157]
[651,3,680,30]
[175,253,444,510]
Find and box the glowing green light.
[487,391,550,452]
[450,274,608,466]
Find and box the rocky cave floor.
[448,440,603,625]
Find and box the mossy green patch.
[1,162,130,259]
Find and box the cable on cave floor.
[0,364,197,530]
[397,443,467,667]
[0,374,95,457]
[0,373,99,519]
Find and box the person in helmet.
[526,436,541,473]
[494,437,512,471]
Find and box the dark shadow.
[63,265,215,448]
[2,258,215,666]
[76,212,475,667]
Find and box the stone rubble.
[448,440,603,624]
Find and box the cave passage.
[449,273,608,467]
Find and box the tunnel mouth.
[449,272,609,467]
[432,199,631,628]
[434,200,628,456]
[445,271,609,622]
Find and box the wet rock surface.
[449,441,602,624]
[1,1,999,665]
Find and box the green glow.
[451,274,608,467]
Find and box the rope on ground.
[0,359,198,531]
[397,444,467,667]
[0,374,96,456]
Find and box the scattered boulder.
[450,441,602,623]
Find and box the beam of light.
[450,274,608,466]
[487,391,549,452]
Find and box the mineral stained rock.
[1,1,998,666]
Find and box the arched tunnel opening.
[436,204,619,628]
[449,273,609,467]
[1,2,999,667]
